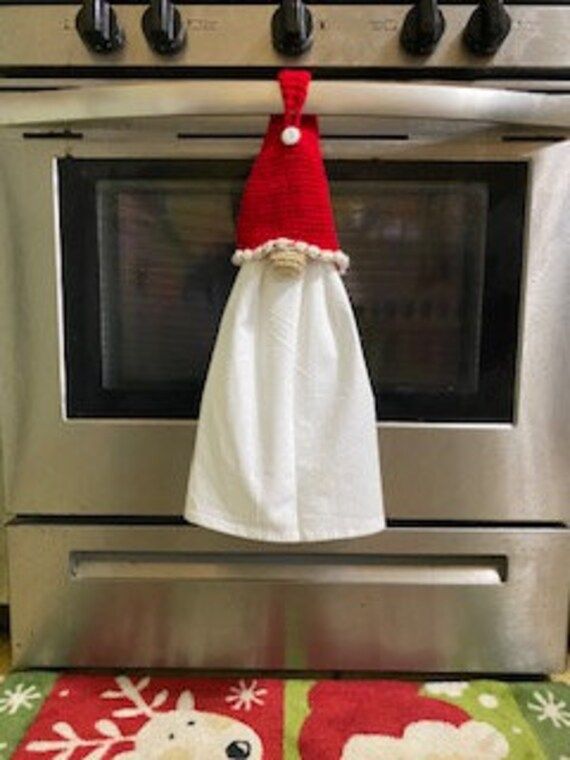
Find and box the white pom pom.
[281,126,301,146]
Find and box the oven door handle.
[0,80,569,129]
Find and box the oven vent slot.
[22,130,83,140]
[175,133,410,141]
[70,552,507,586]
[501,134,565,143]
[176,132,263,139]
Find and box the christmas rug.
[0,673,569,759]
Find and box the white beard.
[185,259,385,543]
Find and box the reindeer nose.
[226,740,251,758]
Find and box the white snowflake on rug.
[225,680,268,711]
[527,690,570,729]
[0,683,42,715]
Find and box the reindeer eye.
[168,733,175,740]
[187,720,195,726]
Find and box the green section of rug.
[0,673,568,759]
[0,673,57,760]
[418,680,559,759]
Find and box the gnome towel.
[185,71,385,542]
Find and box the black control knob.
[142,0,187,55]
[76,0,124,54]
[400,0,445,55]
[463,0,511,55]
[272,0,314,57]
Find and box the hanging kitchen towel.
[185,70,385,542]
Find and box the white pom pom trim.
[232,238,350,275]
[281,125,302,146]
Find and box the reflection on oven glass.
[335,182,487,395]
[97,178,487,398]
[98,180,239,392]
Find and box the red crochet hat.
[232,70,349,275]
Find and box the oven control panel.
[0,4,568,71]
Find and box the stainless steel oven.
[0,1,569,672]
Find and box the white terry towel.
[185,257,385,543]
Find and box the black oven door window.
[59,159,526,422]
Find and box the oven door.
[0,83,569,523]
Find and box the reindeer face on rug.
[115,691,262,760]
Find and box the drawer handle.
[71,552,506,586]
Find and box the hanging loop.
[278,69,311,145]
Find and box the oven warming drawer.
[8,524,569,673]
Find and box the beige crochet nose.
[269,247,307,276]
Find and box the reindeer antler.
[27,717,133,760]
[102,676,169,719]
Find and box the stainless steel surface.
[0,132,569,522]
[0,5,569,70]
[0,77,567,93]
[1,80,568,129]
[8,523,569,671]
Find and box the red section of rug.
[15,675,282,759]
